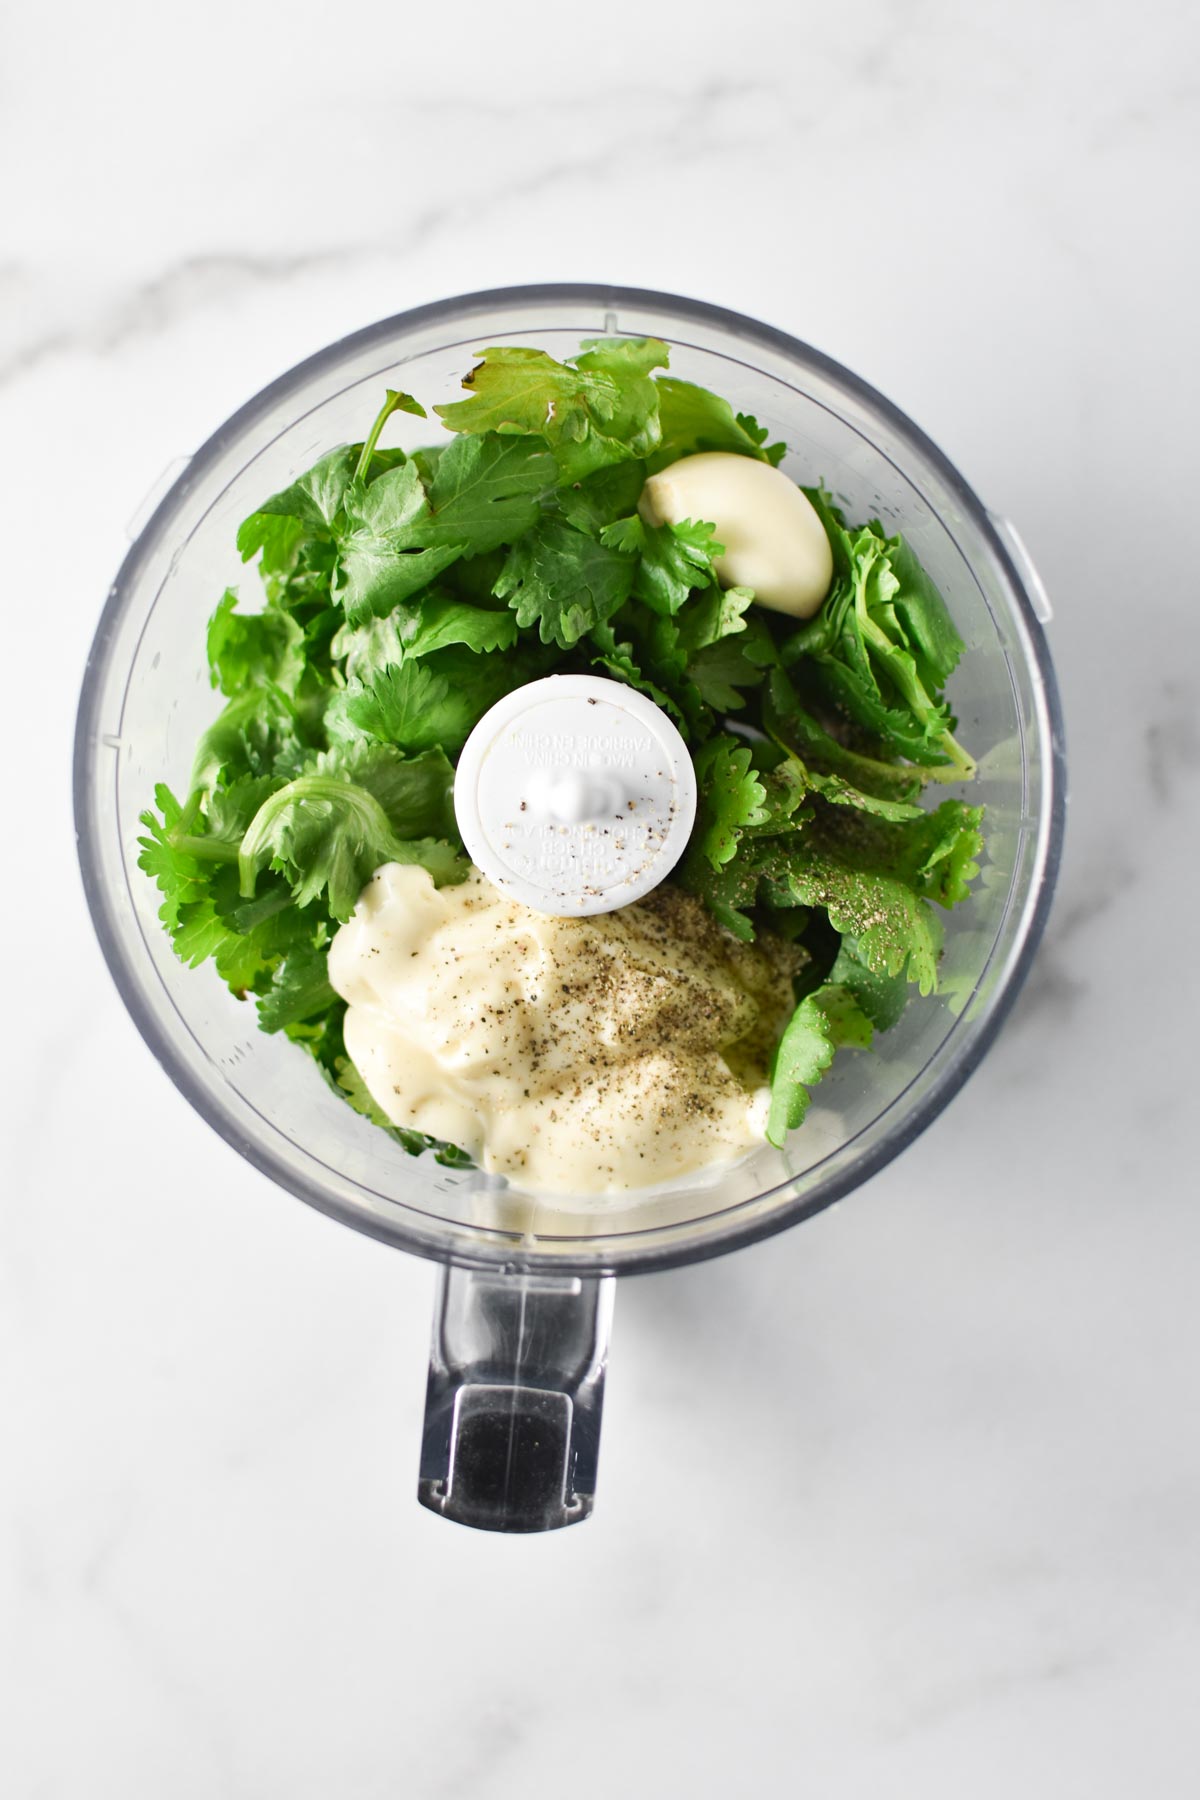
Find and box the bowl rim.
[73,281,1066,1277]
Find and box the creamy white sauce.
[327,864,795,1195]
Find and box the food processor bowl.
[75,285,1065,1531]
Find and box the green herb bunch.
[139,337,983,1159]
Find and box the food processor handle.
[418,1265,615,1533]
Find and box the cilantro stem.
[930,731,977,782]
[857,611,976,781]
[353,389,423,483]
[175,788,205,835]
[168,831,240,864]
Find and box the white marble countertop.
[4,1,1199,1792]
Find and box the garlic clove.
[640,451,834,618]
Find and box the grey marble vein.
[1144,678,1200,804]
[0,249,351,387]
[0,80,772,392]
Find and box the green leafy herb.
[599,514,722,615]
[207,590,305,696]
[142,340,984,1171]
[766,985,874,1145]
[435,338,668,483]
[493,516,635,648]
[779,490,973,777]
[651,377,786,469]
[688,737,770,870]
[238,772,463,921]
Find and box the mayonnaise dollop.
[328,864,796,1194]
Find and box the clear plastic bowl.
[74,285,1065,1531]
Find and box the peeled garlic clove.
[639,451,834,618]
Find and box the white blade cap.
[453,675,698,917]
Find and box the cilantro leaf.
[255,943,337,1034]
[236,510,310,577]
[674,582,754,653]
[689,737,770,870]
[686,635,768,712]
[238,774,464,920]
[400,595,519,659]
[885,532,966,689]
[800,764,925,822]
[435,338,667,483]
[421,433,556,552]
[335,1049,406,1131]
[779,841,944,995]
[587,619,686,724]
[827,936,910,1032]
[142,353,988,1171]
[326,641,549,758]
[766,984,874,1146]
[206,590,305,697]
[557,462,647,532]
[331,594,518,672]
[303,742,459,843]
[250,445,360,535]
[764,668,927,804]
[675,851,762,942]
[326,659,456,755]
[189,687,303,795]
[600,514,722,616]
[137,784,219,934]
[493,516,635,648]
[333,463,467,625]
[807,797,985,910]
[328,435,554,626]
[235,392,429,580]
[742,753,811,837]
[205,774,290,842]
[651,377,785,470]
[781,491,974,777]
[137,784,312,992]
